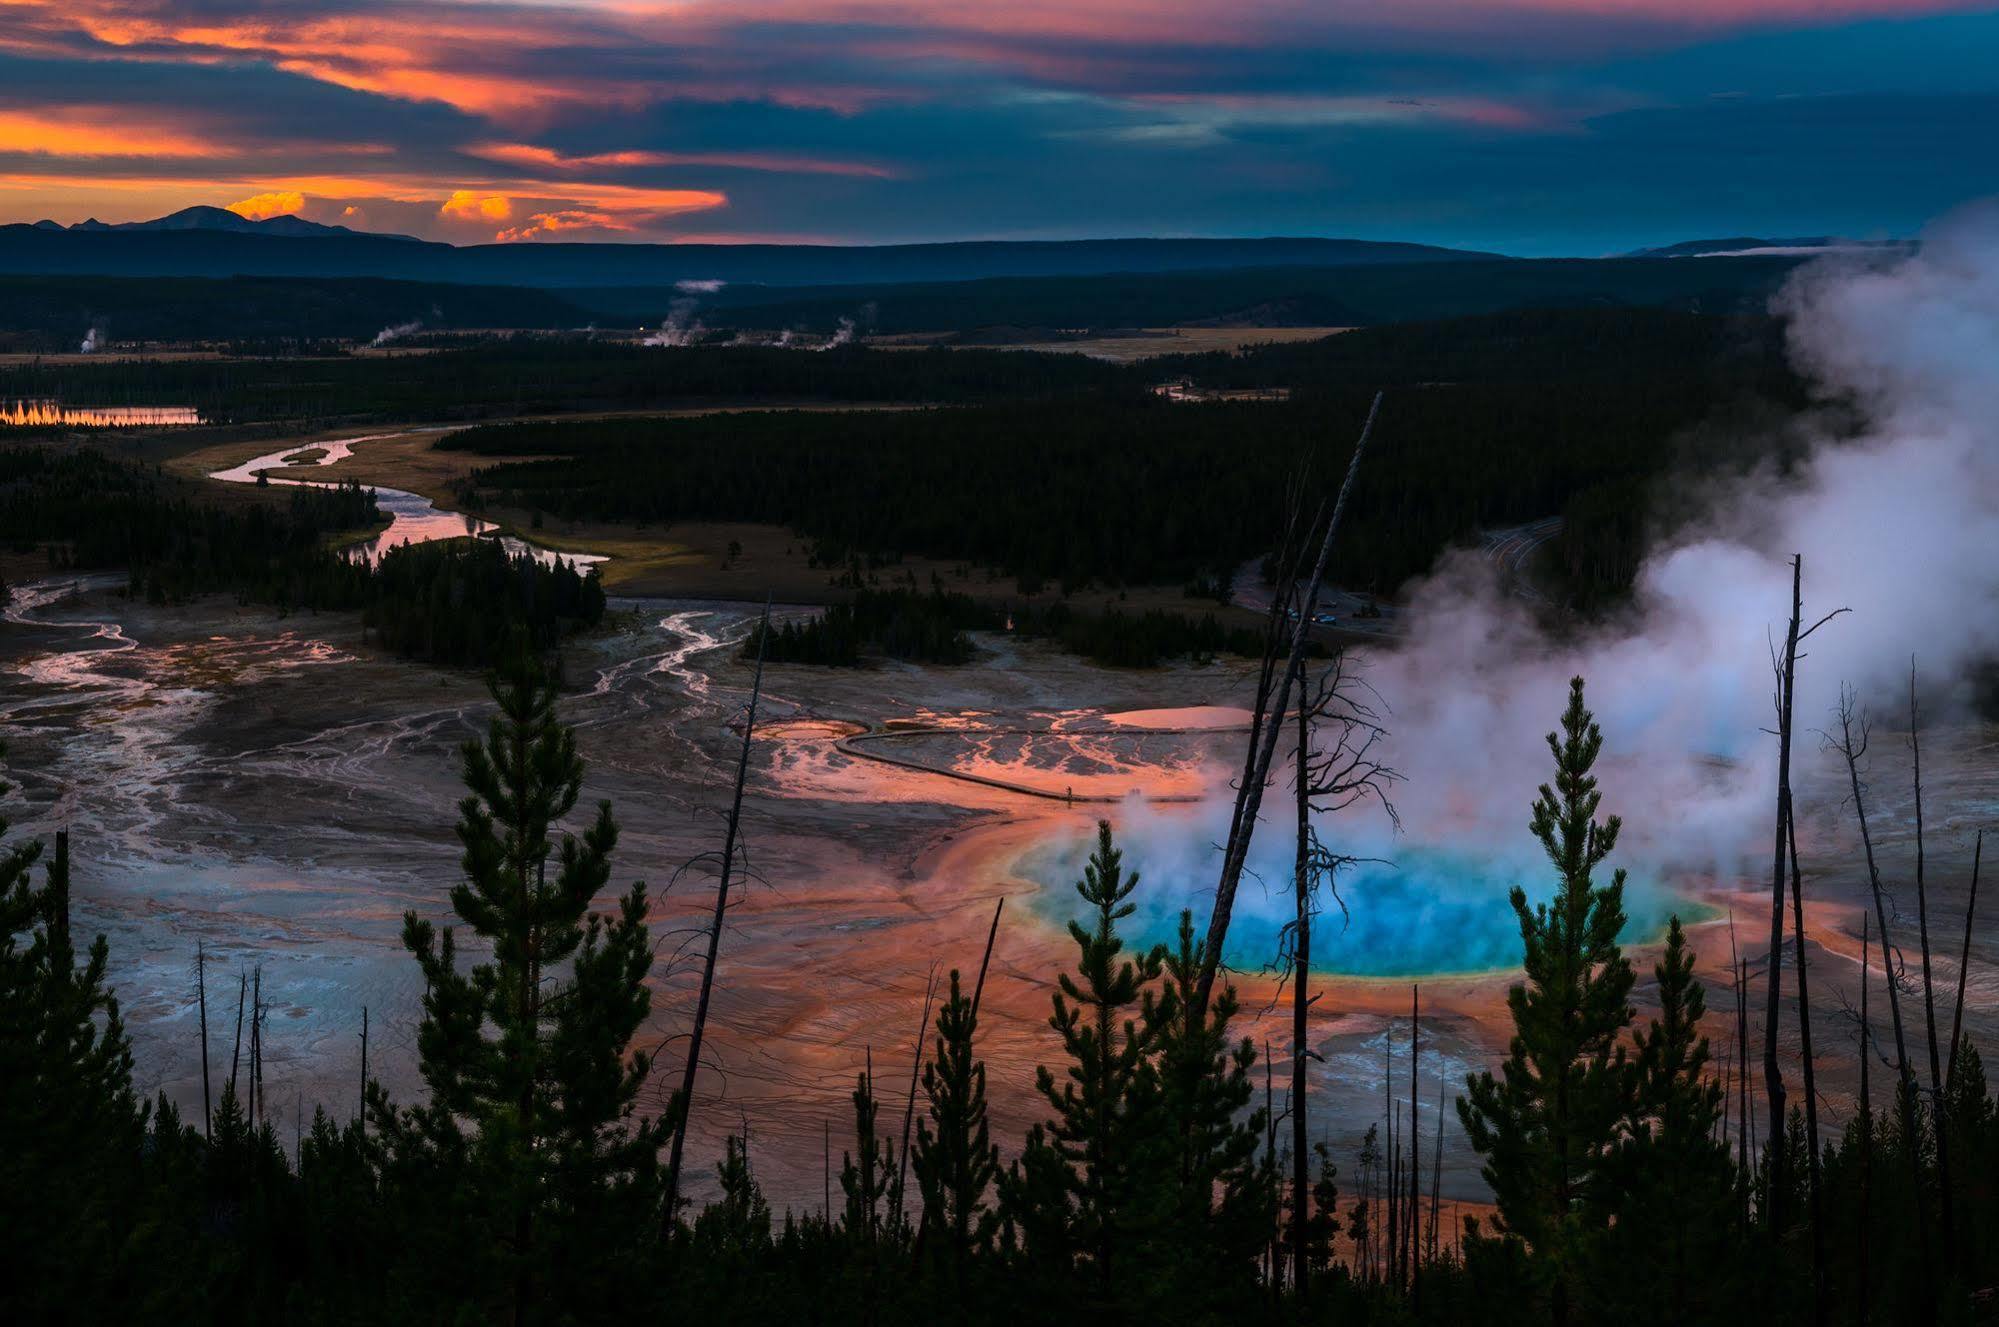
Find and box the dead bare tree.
[662,601,770,1230]
[1728,913,1750,1228]
[1407,983,1421,1316]
[1831,687,1932,1314]
[358,1005,369,1135]
[229,968,246,1098]
[1283,648,1396,1304]
[196,940,212,1140]
[1907,667,1956,1270]
[1947,830,1983,1091]
[1761,555,1844,1235]
[969,896,1004,1021]
[250,964,263,1125]
[1858,914,1873,1327]
[1197,392,1383,1018]
[1428,1076,1444,1264]
[890,963,939,1231]
[1785,799,1826,1322]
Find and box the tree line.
[1,446,603,667]
[445,309,1803,609]
[3,665,1990,1325]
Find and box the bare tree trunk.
[1762,556,1802,1227]
[1428,1076,1444,1263]
[1785,802,1826,1323]
[969,897,1004,1021]
[1265,1041,1282,1301]
[229,969,246,1096]
[1291,684,1312,1309]
[1729,913,1749,1227]
[358,1005,368,1134]
[1947,831,1983,1091]
[1408,983,1421,1313]
[197,939,212,1141]
[1858,914,1872,1327]
[1197,393,1382,1018]
[1908,670,1956,1271]
[1835,691,1932,1318]
[662,602,770,1231]
[250,964,262,1125]
[1384,1020,1397,1291]
[891,965,938,1231]
[824,1118,832,1224]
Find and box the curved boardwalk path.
[832,723,1247,805]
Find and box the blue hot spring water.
[1021,840,1710,979]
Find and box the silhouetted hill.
[0,227,1494,287]
[59,205,421,241]
[670,255,1807,332]
[0,275,598,346]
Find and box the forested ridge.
[0,446,603,666]
[1,307,1805,611]
[2,669,1991,1325]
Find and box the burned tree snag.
[662,600,770,1230]
[1198,392,1383,1017]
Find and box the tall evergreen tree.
[1134,909,1272,1312]
[1458,677,1636,1327]
[912,969,1000,1290]
[1,807,147,1323]
[1009,821,1164,1301]
[367,651,664,1326]
[1591,916,1739,1326]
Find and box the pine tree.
[1008,821,1164,1301]
[693,1133,773,1258]
[1591,916,1739,1326]
[367,651,664,1325]
[0,810,146,1322]
[841,1057,894,1243]
[912,969,1000,1291]
[1458,677,1636,1327]
[1134,909,1271,1312]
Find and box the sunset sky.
[0,0,1992,253]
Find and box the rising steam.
[79,325,104,353]
[643,297,705,347]
[370,320,422,348]
[1100,201,1999,958]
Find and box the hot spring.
[1018,834,1712,979]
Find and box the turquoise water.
[1021,840,1712,979]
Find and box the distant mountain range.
[30,205,422,242]
[1,208,1504,287]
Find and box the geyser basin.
[1019,838,1711,979]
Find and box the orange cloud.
[494,210,625,242]
[439,189,513,222]
[227,189,305,220]
[0,109,212,159]
[470,142,901,179]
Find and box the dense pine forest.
[2,663,1992,1325]
[0,446,603,666]
[1,308,1805,613]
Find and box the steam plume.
[79,325,103,353]
[1122,202,1999,951]
[370,319,422,348]
[644,297,705,347]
